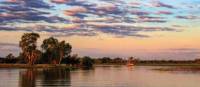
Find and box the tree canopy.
[4,32,96,68]
[41,37,72,64]
[19,33,40,65]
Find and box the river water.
[0,66,200,87]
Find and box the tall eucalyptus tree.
[19,33,40,65]
[41,37,72,64]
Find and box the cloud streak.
[151,1,176,9]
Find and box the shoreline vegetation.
[0,32,200,69]
[0,64,70,68]
[1,60,200,69]
[1,63,200,69]
[0,32,94,69]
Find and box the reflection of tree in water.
[19,68,71,87]
[19,69,37,87]
[42,68,71,86]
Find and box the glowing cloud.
[64,6,87,16]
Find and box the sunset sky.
[0,0,200,60]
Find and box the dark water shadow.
[19,68,71,87]
[152,66,200,74]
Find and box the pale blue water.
[0,66,200,87]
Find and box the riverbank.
[95,63,200,66]
[136,63,200,66]
[1,63,200,69]
[0,64,71,68]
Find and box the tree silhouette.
[19,33,40,65]
[6,53,14,59]
[81,56,94,68]
[41,37,72,64]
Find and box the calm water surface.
[0,66,200,87]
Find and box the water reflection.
[2,66,200,87]
[20,69,36,87]
[127,66,134,71]
[19,68,71,87]
[41,68,71,87]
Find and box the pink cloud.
[131,10,150,15]
[51,0,69,4]
[0,13,14,17]
[62,24,81,29]
[94,3,117,12]
[129,2,141,8]
[137,16,166,23]
[69,17,83,23]
[139,19,166,23]
[83,17,114,22]
[64,6,87,16]
[156,11,173,15]
[130,2,140,6]
[6,0,18,3]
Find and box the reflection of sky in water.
[0,66,200,87]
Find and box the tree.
[61,54,80,65]
[6,53,14,59]
[101,57,111,63]
[58,41,72,64]
[41,37,58,64]
[113,57,123,64]
[81,56,94,68]
[19,33,40,65]
[41,37,72,64]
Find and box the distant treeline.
[94,57,127,65]
[137,60,196,64]
[1,55,200,65]
[92,58,200,65]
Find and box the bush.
[81,56,94,68]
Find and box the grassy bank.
[136,63,200,66]
[1,63,200,69]
[0,64,72,68]
[95,63,200,66]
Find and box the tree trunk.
[59,51,64,64]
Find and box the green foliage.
[6,53,14,59]
[62,54,80,65]
[19,33,40,52]
[101,57,112,63]
[7,33,98,67]
[19,32,40,65]
[41,37,72,64]
[2,53,18,63]
[93,57,127,64]
[81,56,94,68]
